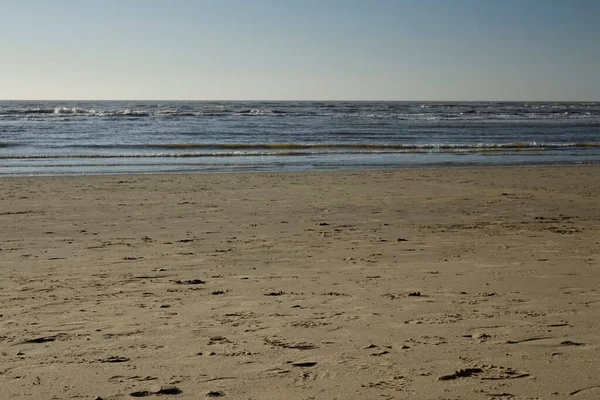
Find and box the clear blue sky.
[1,0,599,100]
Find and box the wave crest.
[2,142,598,160]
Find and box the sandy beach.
[1,166,599,400]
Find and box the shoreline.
[1,160,599,178]
[1,165,599,399]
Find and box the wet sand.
[1,166,599,399]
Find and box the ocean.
[1,101,599,175]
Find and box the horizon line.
[1,99,598,103]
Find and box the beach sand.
[1,166,599,399]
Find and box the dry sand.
[0,166,599,400]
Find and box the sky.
[1,0,599,101]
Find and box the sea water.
[1,101,599,175]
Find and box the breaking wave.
[1,102,598,121]
[53,141,600,151]
[2,142,599,160]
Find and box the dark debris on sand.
[174,279,206,285]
